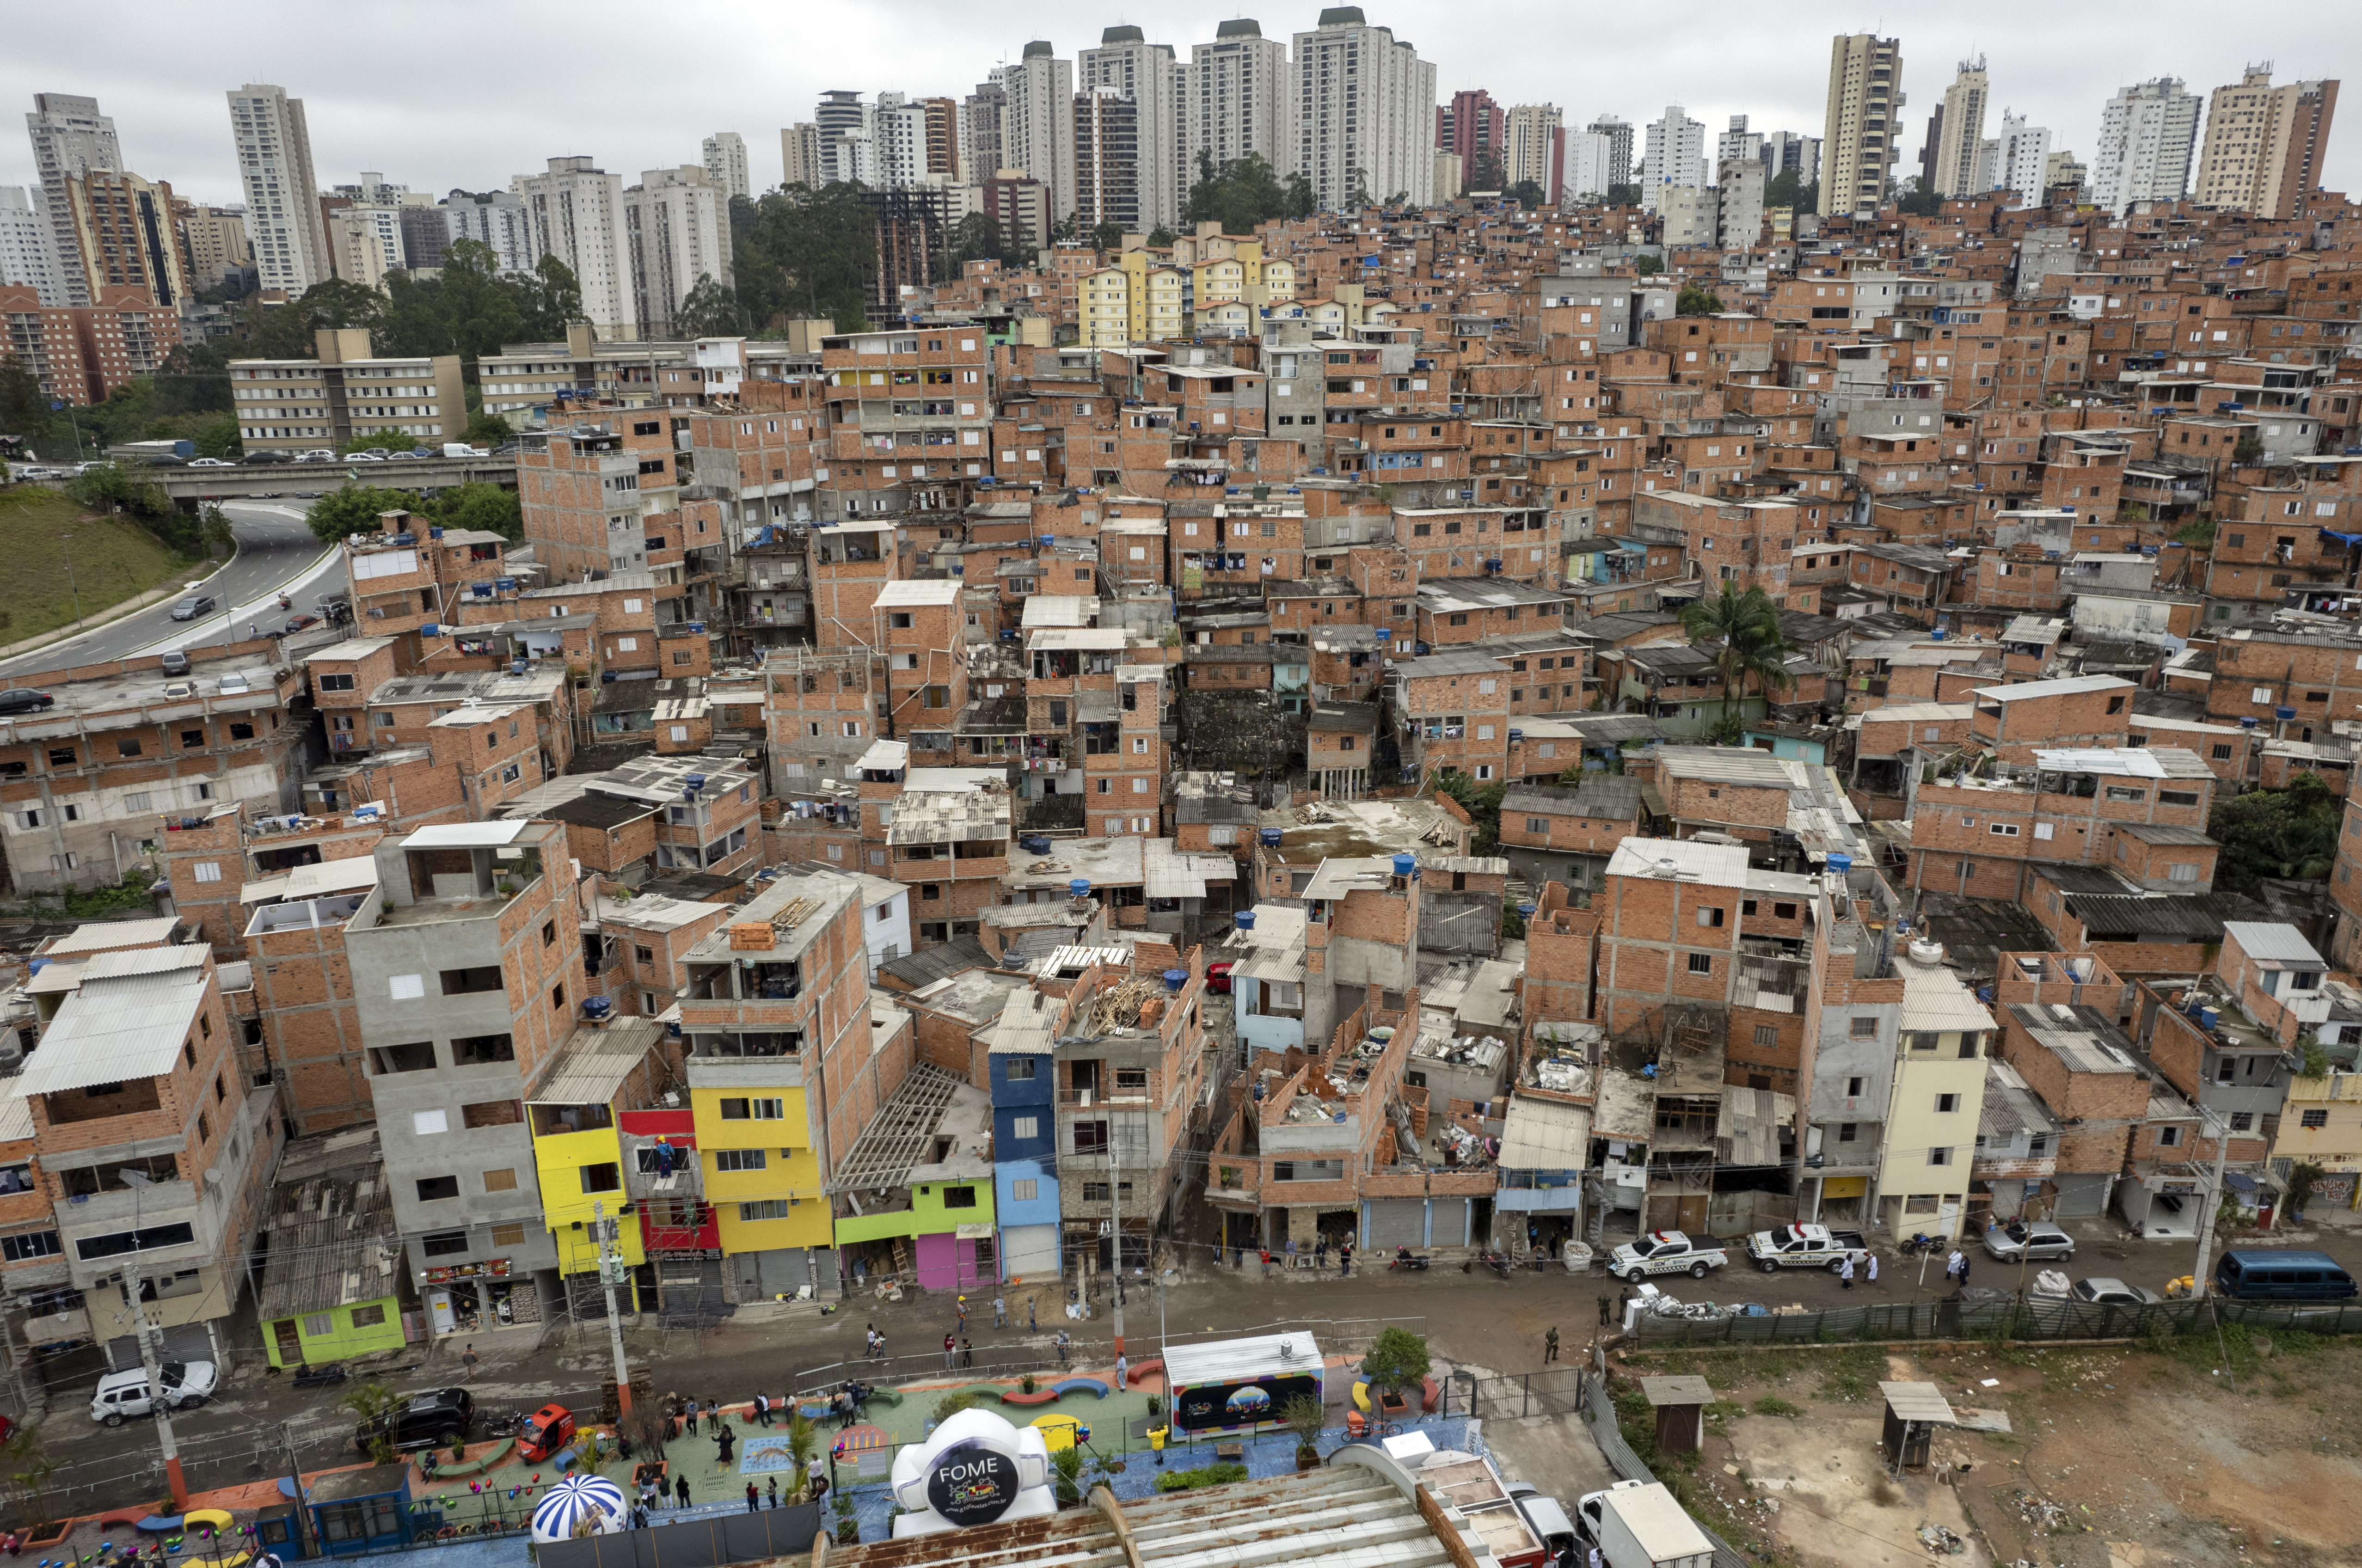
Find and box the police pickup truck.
[1744,1223,1871,1273]
[1607,1230,1728,1282]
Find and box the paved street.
[1,500,337,677]
[25,1209,2362,1510]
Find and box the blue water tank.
[2239,716,2259,729]
[428,526,444,540]
[1508,729,1523,742]
[1068,878,1092,899]
[1930,628,1947,641]
[1259,827,1283,846]
[2199,1007,2220,1031]
[1019,834,1052,855]
[1373,627,1392,641]
[1826,852,1853,873]
[1391,852,1417,878]
[2276,705,2297,721]
[684,774,707,793]
[1517,903,1536,919]
[1163,968,1186,993]
[1234,911,1257,931]
[583,996,614,1021]
[421,623,441,636]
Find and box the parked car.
[169,594,217,621]
[0,688,55,716]
[92,1360,218,1426]
[362,447,392,459]
[2071,1277,2164,1307]
[188,457,234,468]
[349,453,387,463]
[2213,1248,2359,1301]
[291,1363,346,1389]
[1745,1223,1871,1273]
[284,613,321,634]
[1206,961,1234,994]
[1607,1230,1727,1281]
[406,447,436,459]
[244,452,292,465]
[1504,1482,1578,1568]
[1982,1219,2075,1263]
[354,1386,476,1452]
[160,650,190,677]
[293,490,324,499]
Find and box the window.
[719,1097,785,1120]
[738,1200,792,1221]
[490,1221,528,1248]
[350,1303,387,1328]
[941,1186,978,1208]
[1836,1122,1859,1143]
[714,1149,767,1171]
[2301,1109,2329,1129]
[1006,1058,1037,1080]
[1910,1031,1939,1051]
[2155,1126,2182,1147]
[482,1168,517,1191]
[2229,1111,2254,1132]
[1927,1147,1954,1166]
[1935,1093,1960,1113]
[1697,906,1724,927]
[0,1231,61,1262]
[1850,1017,1878,1039]
[1753,1025,1777,1047]
[1012,1178,1038,1201]
[1847,1077,1865,1097]
[439,966,503,995]
[1687,953,1712,974]
[412,1109,448,1135]
[579,1163,621,1192]
[2159,790,2200,807]
[416,1176,460,1201]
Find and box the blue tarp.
[2319,530,2362,547]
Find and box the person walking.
[745,1482,760,1514]
[1544,1326,1560,1363]
[675,1475,692,1511]
[1056,1330,1071,1367]
[767,1476,780,1509]
[1027,1296,1037,1333]
[686,1396,702,1434]
[761,1392,777,1426]
[956,1295,969,1329]
[993,1295,1007,1329]
[462,1344,479,1384]
[1315,1236,1329,1271]
[1945,1249,1964,1285]
[960,1337,975,1368]
[1597,1293,1612,1329]
[1839,1256,1856,1290]
[1865,1251,1879,1287]
[1339,1242,1352,1277]
[714,1427,735,1470]
[806,1455,829,1505]
[943,1333,957,1370]
[1259,1247,1271,1278]
[1956,1256,1971,1288]
[1116,1352,1129,1388]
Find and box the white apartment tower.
[443,191,535,275]
[1563,133,1614,202]
[1587,115,1635,190]
[624,166,732,338]
[24,93,121,306]
[1995,111,2052,205]
[512,156,631,337]
[702,132,751,201]
[1818,33,1905,215]
[869,94,930,190]
[1639,105,1706,213]
[1932,57,1988,197]
[814,92,873,186]
[1003,43,1078,218]
[1291,7,1436,211]
[1189,20,1289,184]
[1080,26,1184,232]
[2092,78,2202,214]
[227,85,331,294]
[1716,114,1763,168]
[1504,104,1564,195]
[0,186,68,305]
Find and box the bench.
[1001,1390,1061,1406]
[1049,1378,1110,1399]
[1125,1357,1163,1388]
[424,1439,515,1479]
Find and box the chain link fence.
[1627,1294,2362,1345]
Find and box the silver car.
[1984,1219,2075,1262]
[2071,1277,2163,1306]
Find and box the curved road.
[2,501,343,678]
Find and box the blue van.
[2212,1249,2358,1300]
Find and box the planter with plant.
[1281,1394,1325,1469]
[832,1489,858,1545]
[1020,1374,1037,1395]
[1361,1326,1431,1419]
[1051,1444,1085,1506]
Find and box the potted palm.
[1281,1395,1325,1470]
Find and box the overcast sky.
[3,0,2352,205]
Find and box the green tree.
[673,273,748,337]
[1675,284,1725,316]
[1507,179,1546,208]
[1146,226,1176,248]
[1634,254,1664,276]
[1361,1326,1432,1398]
[736,182,876,332]
[432,481,523,540]
[1281,1394,1325,1462]
[190,413,242,459]
[516,254,583,341]
[1605,183,1642,207]
[1897,186,1944,217]
[340,1380,405,1466]
[1430,768,1510,854]
[2208,773,2339,892]
[1184,151,1302,234]
[339,428,416,456]
[199,503,236,558]
[465,410,515,447]
[1466,149,1506,192]
[305,484,430,546]
[432,240,527,374]
[1764,170,1819,214]
[0,360,55,445]
[1679,581,1793,725]
[1091,221,1125,252]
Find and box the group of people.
[1254,1237,1354,1275]
[741,1456,829,1513]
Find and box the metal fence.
[1627,1294,2362,1345]
[1575,1372,1753,1568]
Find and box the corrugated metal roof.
[1894,951,1997,1034]
[1497,1095,1590,1168]
[2112,823,2217,846]
[1975,674,2136,701]
[2067,893,2245,939]
[1881,1381,1957,1424]
[871,579,961,608]
[528,1019,664,1105]
[2221,921,2325,966]
[46,918,182,955]
[1605,838,1750,888]
[15,950,212,1098]
[1656,747,1808,789]
[404,821,530,848]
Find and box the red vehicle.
[1206,962,1234,994]
[518,1403,575,1462]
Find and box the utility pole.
[118,1171,187,1508]
[279,1421,314,1558]
[1107,1125,1124,1358]
[592,1201,635,1419]
[2188,1109,2236,1300]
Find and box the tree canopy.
[1182,152,1314,234]
[734,182,877,334]
[2209,774,2339,892]
[1679,582,1793,724]
[1675,283,1726,316]
[1765,169,1819,214]
[302,481,522,547]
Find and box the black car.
[0,689,55,716]
[243,452,292,465]
[170,594,217,622]
[356,1387,475,1452]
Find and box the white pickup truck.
[1607,1230,1728,1282]
[1745,1223,1871,1274]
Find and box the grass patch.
[1154,1461,1246,1493]
[0,485,203,644]
[1753,1396,1803,1418]
[1815,1344,1884,1403]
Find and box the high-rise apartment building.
[1188,20,1288,182]
[1587,115,1635,190]
[1080,26,1184,233]
[1505,104,1564,194]
[1931,57,1988,197]
[1291,8,1435,212]
[1818,34,1905,215]
[1439,88,1505,184]
[2043,149,2088,201]
[2092,78,2202,214]
[60,171,193,308]
[512,156,631,337]
[1994,111,2052,204]
[1003,43,1078,218]
[623,165,732,338]
[702,132,751,201]
[780,123,822,189]
[396,205,448,271]
[0,186,69,305]
[867,94,929,190]
[24,92,121,307]
[1763,130,1820,181]
[1640,105,1705,213]
[1717,115,1763,168]
[960,72,1006,188]
[325,205,394,290]
[1716,157,1766,248]
[2194,67,2340,220]
[920,98,960,180]
[1563,133,1614,202]
[227,85,331,294]
[444,191,535,275]
[1073,89,1142,231]
[814,91,872,186]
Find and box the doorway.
[272,1319,302,1364]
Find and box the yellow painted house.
[527,1106,650,1291]
[689,1076,832,1259]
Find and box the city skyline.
[2,0,2354,207]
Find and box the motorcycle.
[1899,1232,1945,1256]
[1388,1249,1431,1272]
[485,1410,528,1439]
[277,593,292,610]
[1479,1251,1514,1278]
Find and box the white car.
[1608,1230,1728,1281]
[92,1360,218,1425]
[188,458,235,468]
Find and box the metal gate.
[104,1322,215,1371]
[1365,1199,1426,1249]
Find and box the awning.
[2320,530,2362,547]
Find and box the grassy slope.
[0,484,202,645]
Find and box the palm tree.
[1678,581,1793,730]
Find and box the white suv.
[91,1360,218,1426]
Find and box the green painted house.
[256,1129,413,1370]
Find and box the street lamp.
[58,529,83,626]
[118,1169,189,1508]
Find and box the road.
[2,500,340,679]
[22,1211,2361,1510]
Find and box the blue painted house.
[1217,904,1308,1061]
[988,988,1062,1281]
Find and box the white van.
[91,1360,218,1426]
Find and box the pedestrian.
[1028,1296,1037,1333]
[1839,1256,1855,1290]
[715,1427,736,1469]
[957,1294,969,1328]
[746,1482,760,1514]
[1616,1286,1629,1323]
[1339,1242,1352,1277]
[944,1332,956,1370]
[1259,1247,1272,1277]
[1588,1545,1604,1568]
[1866,1251,1879,1286]
[675,1475,691,1510]
[462,1343,478,1383]
[1116,1352,1129,1388]
[1056,1330,1071,1366]
[1315,1236,1328,1271]
[1945,1249,1963,1283]
[994,1295,1007,1329]
[1957,1256,1971,1288]
[806,1455,828,1504]
[767,1476,780,1509]
[686,1396,701,1434]
[1597,1293,1611,1328]
[247,621,258,640]
[1285,1236,1297,1269]
[961,1337,975,1368]
[1544,1326,1560,1363]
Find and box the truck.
[1585,1481,1714,1568]
[1745,1222,1871,1273]
[1607,1230,1727,1282]
[442,442,489,459]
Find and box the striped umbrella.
[531,1474,628,1542]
